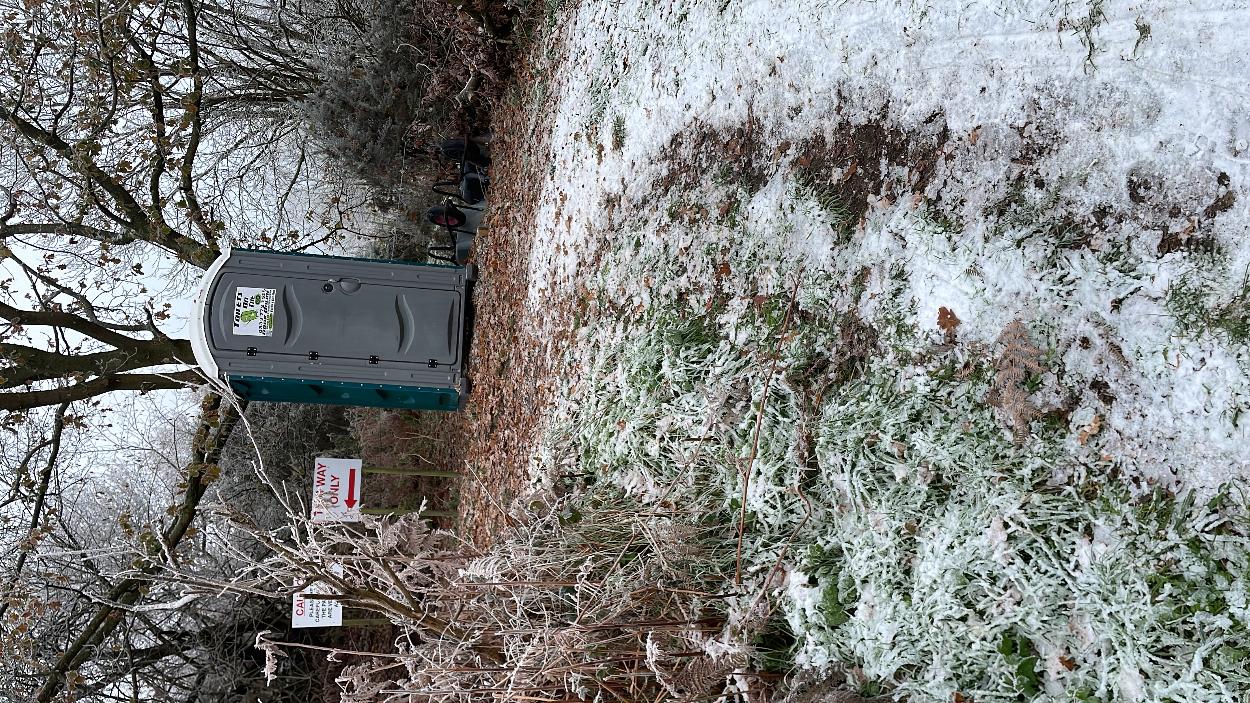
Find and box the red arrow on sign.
[344,468,359,508]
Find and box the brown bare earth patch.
[654,111,772,196]
[310,29,576,699]
[793,111,949,222]
[337,23,575,555]
[1156,170,1236,257]
[647,109,950,232]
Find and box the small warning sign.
[233,286,276,337]
[291,566,343,628]
[310,457,363,523]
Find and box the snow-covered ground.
[516,1,1250,700]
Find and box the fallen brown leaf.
[937,306,961,343]
[1078,414,1103,445]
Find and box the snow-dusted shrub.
[336,488,747,703]
[197,404,757,703]
[301,0,505,188]
[220,403,355,481]
[215,403,355,531]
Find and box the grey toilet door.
[208,272,461,365]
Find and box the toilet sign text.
[232,286,276,337]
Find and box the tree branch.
[0,402,69,626]
[0,245,138,327]
[0,221,134,246]
[0,105,220,268]
[0,370,202,412]
[178,0,217,244]
[0,299,161,351]
[0,339,194,390]
[0,104,149,230]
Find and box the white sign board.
[291,566,343,628]
[232,287,276,337]
[310,457,363,523]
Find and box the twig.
[735,269,804,585]
[747,483,814,618]
[455,71,483,107]
[257,635,431,660]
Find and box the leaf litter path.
[446,36,579,548]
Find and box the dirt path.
[441,39,579,549]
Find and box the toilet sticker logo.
[233,287,276,337]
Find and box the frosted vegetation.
[200,0,1250,701]
[539,272,1250,700]
[515,0,1250,700]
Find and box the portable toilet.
[190,248,473,410]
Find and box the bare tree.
[0,4,343,699]
[0,0,378,415]
[1,394,247,702]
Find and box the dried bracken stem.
[736,269,805,586]
[988,319,1045,445]
[748,483,814,621]
[158,486,751,703]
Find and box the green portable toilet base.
[227,376,460,410]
